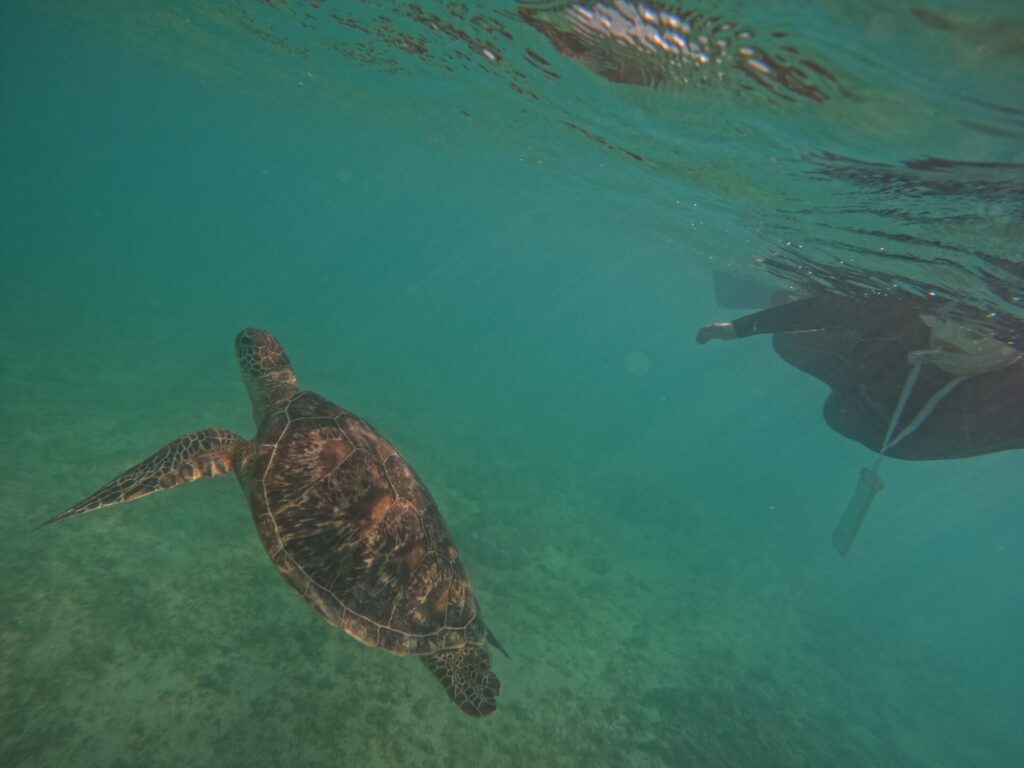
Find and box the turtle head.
[235,328,299,423]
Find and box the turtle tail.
[486,627,510,659]
[39,428,245,528]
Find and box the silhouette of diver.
[697,294,1024,460]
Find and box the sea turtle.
[46,328,504,716]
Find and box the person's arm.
[695,322,738,344]
[696,296,911,344]
[697,298,826,344]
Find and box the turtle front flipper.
[43,428,245,527]
[422,646,500,717]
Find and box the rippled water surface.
[1,2,1021,767]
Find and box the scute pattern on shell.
[240,391,485,655]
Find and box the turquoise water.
[2,2,1022,766]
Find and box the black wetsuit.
[731,297,1024,460]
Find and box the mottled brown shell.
[238,390,485,655]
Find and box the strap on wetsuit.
[872,362,966,471]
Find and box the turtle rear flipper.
[422,646,500,717]
[43,428,245,527]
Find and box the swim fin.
[832,467,885,556]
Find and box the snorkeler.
[696,294,1024,461]
[696,291,1023,554]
